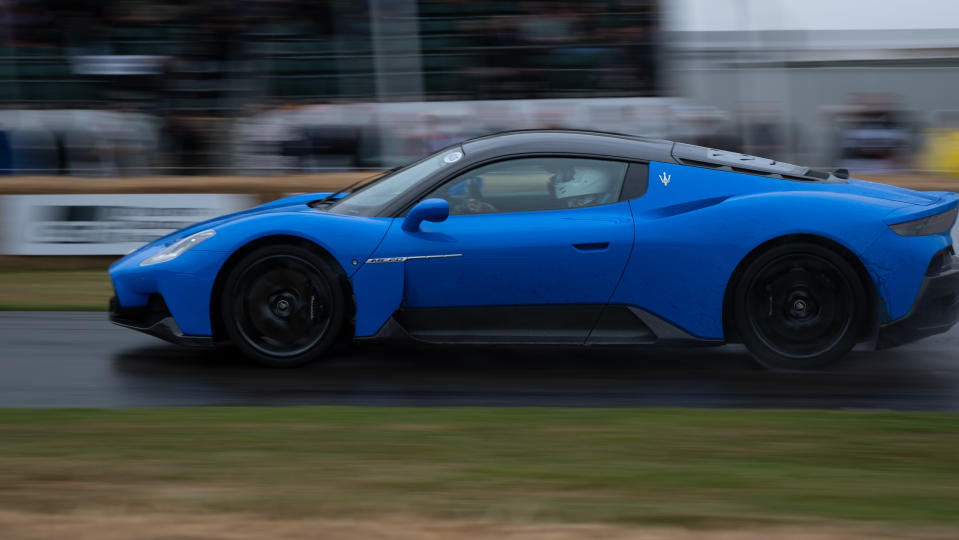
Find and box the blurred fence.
[3,99,959,178]
[0,97,686,175]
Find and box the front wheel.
[221,244,346,367]
[732,243,867,371]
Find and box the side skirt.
[358,304,723,347]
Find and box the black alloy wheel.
[221,244,346,367]
[733,243,867,370]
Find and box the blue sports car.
[109,130,959,369]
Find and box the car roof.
[461,130,678,164]
[462,130,842,183]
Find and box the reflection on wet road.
[1,311,958,409]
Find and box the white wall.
[665,0,959,32]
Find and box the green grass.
[0,270,110,311]
[1,407,958,527]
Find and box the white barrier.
[0,194,257,255]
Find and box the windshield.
[328,146,465,216]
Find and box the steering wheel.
[451,177,497,214]
[453,198,497,215]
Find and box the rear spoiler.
[884,191,959,225]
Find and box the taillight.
[890,207,958,236]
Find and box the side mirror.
[402,198,450,232]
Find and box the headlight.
[140,229,216,266]
[889,207,958,236]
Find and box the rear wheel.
[221,244,346,367]
[732,243,867,370]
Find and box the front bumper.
[876,256,959,349]
[109,295,214,348]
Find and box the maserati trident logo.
[659,171,671,187]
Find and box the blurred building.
[664,0,959,169]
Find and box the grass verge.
[0,270,110,311]
[1,407,958,528]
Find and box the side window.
[424,157,628,216]
[620,162,649,201]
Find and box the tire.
[220,244,347,367]
[732,242,867,371]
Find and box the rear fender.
[614,182,897,339]
[866,192,958,322]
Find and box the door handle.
[572,242,610,251]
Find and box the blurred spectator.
[161,113,206,175]
[0,127,11,174]
[831,94,917,174]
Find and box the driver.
[548,164,613,208]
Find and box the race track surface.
[2,311,959,409]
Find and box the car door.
[367,156,636,343]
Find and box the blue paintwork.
[353,202,635,335]
[110,161,958,343]
[402,198,450,232]
[110,192,392,335]
[615,162,956,338]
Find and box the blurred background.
[1,0,957,177]
[3,8,959,534]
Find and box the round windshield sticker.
[443,151,463,164]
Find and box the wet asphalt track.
[2,311,959,409]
